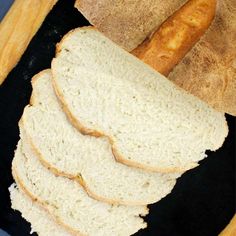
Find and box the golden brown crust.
[132,0,216,76]
[219,214,236,236]
[12,168,81,236]
[168,0,236,115]
[0,0,58,85]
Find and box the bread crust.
[168,0,236,115]
[132,0,216,76]
[75,0,187,51]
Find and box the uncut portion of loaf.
[51,28,228,173]
[75,0,186,51]
[12,139,148,236]
[9,184,72,236]
[21,70,179,206]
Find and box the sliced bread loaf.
[12,139,148,236]
[51,27,228,173]
[21,70,179,205]
[9,184,73,236]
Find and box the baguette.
[132,0,216,76]
[168,0,236,115]
[0,0,58,85]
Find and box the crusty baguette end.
[132,0,216,76]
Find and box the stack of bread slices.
[9,28,228,236]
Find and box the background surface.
[0,0,13,21]
[0,0,235,235]
[1,2,18,236]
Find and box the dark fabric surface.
[0,0,235,235]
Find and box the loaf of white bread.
[52,28,227,173]
[21,70,179,206]
[10,27,228,236]
[75,0,236,116]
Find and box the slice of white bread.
[9,184,73,236]
[12,139,148,236]
[21,70,179,206]
[51,27,228,173]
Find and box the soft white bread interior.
[9,184,72,236]
[12,139,148,236]
[51,28,228,173]
[21,70,179,206]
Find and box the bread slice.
[12,139,148,236]
[21,70,179,206]
[51,28,228,173]
[74,0,186,51]
[9,184,73,236]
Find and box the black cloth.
[0,0,235,235]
